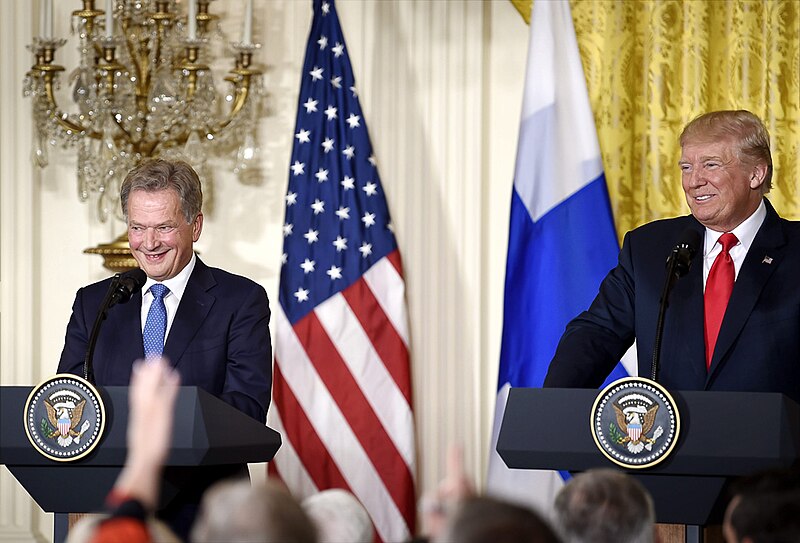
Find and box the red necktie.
[704,232,738,369]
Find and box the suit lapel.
[164,258,216,367]
[99,290,144,382]
[707,201,786,381]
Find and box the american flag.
[268,1,416,541]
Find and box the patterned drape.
[512,0,800,237]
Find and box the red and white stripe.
[269,252,416,543]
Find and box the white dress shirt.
[702,200,766,291]
[140,253,197,340]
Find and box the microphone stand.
[83,276,122,384]
[650,256,681,381]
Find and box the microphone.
[651,228,702,381]
[668,228,702,279]
[108,268,147,307]
[83,268,147,383]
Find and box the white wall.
[0,1,527,540]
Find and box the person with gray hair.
[191,479,317,543]
[57,158,273,539]
[553,469,655,543]
[302,489,374,543]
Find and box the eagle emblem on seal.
[611,394,664,454]
[43,398,91,447]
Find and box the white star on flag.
[286,192,298,206]
[361,212,376,228]
[303,98,318,113]
[317,35,328,49]
[363,182,377,196]
[282,223,293,237]
[341,176,355,190]
[331,76,342,89]
[293,287,309,302]
[346,113,360,128]
[326,265,342,280]
[332,42,344,57]
[311,199,325,214]
[332,235,348,251]
[291,161,305,176]
[304,229,319,243]
[322,137,335,153]
[295,129,311,143]
[358,242,372,257]
[335,206,350,220]
[300,258,316,274]
[315,168,329,182]
[309,66,323,81]
[342,145,355,159]
[324,105,338,120]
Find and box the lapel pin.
[762,256,773,265]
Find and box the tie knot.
[150,284,169,299]
[718,232,738,253]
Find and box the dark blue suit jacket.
[57,257,272,422]
[544,199,800,404]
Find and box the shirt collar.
[703,199,766,255]
[142,253,197,302]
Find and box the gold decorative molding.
[83,234,138,272]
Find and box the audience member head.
[66,515,180,543]
[302,488,374,543]
[437,495,561,543]
[191,479,317,543]
[553,468,655,543]
[723,467,800,543]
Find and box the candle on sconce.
[242,0,253,45]
[188,0,197,40]
[105,0,113,38]
[40,0,53,39]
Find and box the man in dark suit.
[544,110,800,405]
[57,159,272,538]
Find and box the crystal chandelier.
[23,0,264,222]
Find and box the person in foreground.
[553,469,656,543]
[544,110,800,403]
[722,467,800,543]
[191,479,317,542]
[57,159,272,537]
[68,357,182,543]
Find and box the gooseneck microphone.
[651,228,702,381]
[83,268,147,383]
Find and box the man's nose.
[143,227,159,247]
[684,168,704,187]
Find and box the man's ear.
[749,163,768,190]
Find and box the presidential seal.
[590,377,680,469]
[24,374,106,462]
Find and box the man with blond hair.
[545,110,800,404]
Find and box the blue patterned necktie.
[143,284,169,358]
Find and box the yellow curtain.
[512,0,800,237]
